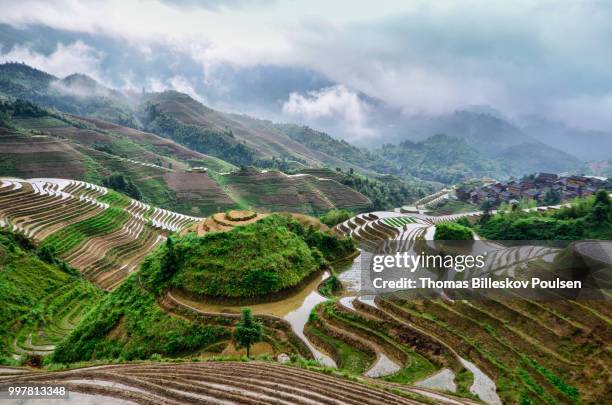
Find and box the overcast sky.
[1,0,611,139]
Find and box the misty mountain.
[380,134,503,184]
[0,62,585,182]
[0,63,136,125]
[520,116,612,161]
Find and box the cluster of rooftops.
[456,173,611,206]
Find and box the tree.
[233,308,262,358]
[434,222,473,240]
[320,209,352,227]
[542,188,561,205]
[480,200,493,224]
[591,190,611,222]
[595,189,610,205]
[37,245,58,265]
[161,237,178,277]
[102,173,143,201]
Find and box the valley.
[2,181,609,404]
[0,61,610,405]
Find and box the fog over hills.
[0,1,611,165]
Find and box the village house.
[535,172,558,185]
[456,172,611,207]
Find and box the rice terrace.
[1,2,612,404]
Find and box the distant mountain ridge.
[0,63,136,125]
[380,134,503,184]
[520,115,612,161]
[0,62,590,184]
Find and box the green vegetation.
[0,98,48,118]
[51,275,228,363]
[320,209,353,227]
[382,217,416,227]
[102,173,143,201]
[340,172,428,211]
[528,359,579,402]
[142,103,257,166]
[0,228,101,365]
[380,134,502,184]
[307,327,371,374]
[318,273,343,298]
[42,207,130,255]
[0,63,136,125]
[97,189,131,207]
[472,191,611,240]
[188,156,237,173]
[434,222,473,240]
[427,199,478,215]
[143,214,354,298]
[276,123,389,172]
[233,308,263,358]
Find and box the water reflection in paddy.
[172,271,335,367]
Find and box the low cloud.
[282,85,374,138]
[549,94,612,131]
[0,41,104,80]
[2,1,612,132]
[168,76,205,102]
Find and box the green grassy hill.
[50,214,353,363]
[144,214,354,299]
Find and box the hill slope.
[386,111,582,175]
[0,177,198,289]
[0,63,136,125]
[0,228,102,363]
[380,134,503,183]
[1,99,371,215]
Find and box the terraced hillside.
[330,209,611,404]
[0,178,199,290]
[2,111,372,215]
[0,127,87,180]
[0,361,462,404]
[7,114,240,215]
[0,228,103,364]
[219,168,371,214]
[181,209,268,236]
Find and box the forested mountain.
[378,110,583,174]
[0,62,589,192]
[380,134,502,184]
[0,63,136,125]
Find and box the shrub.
[320,209,352,227]
[434,222,473,240]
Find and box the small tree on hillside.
[480,200,493,224]
[233,308,262,358]
[592,190,611,222]
[161,237,178,277]
[543,189,561,205]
